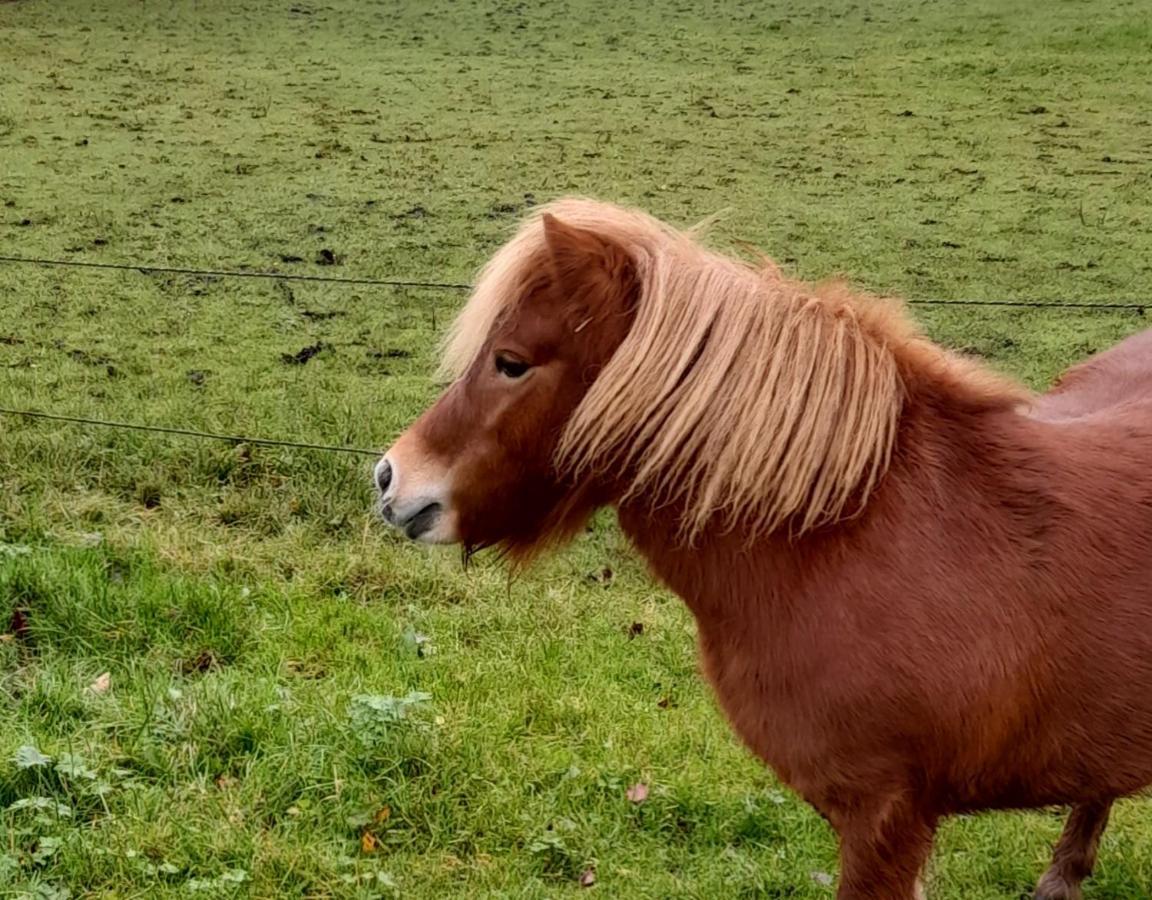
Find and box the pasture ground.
[2,0,1151,896]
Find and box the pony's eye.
[495,353,531,379]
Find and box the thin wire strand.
[912,298,1145,311]
[0,254,472,291]
[0,255,1145,454]
[0,253,1146,311]
[0,407,381,457]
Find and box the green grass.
[1,0,1151,896]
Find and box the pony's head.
[377,197,1017,559]
[376,201,643,557]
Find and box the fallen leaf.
[88,672,111,694]
[579,867,596,887]
[373,806,391,825]
[625,782,649,804]
[360,831,379,853]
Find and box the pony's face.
[376,214,636,554]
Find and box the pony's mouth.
[402,502,443,540]
[379,499,442,539]
[377,492,458,544]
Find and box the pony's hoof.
[1034,871,1084,900]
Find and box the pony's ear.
[541,213,635,298]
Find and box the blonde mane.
[442,198,1027,539]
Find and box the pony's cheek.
[449,465,559,545]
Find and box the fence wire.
[1,249,1146,456]
[0,253,1145,312]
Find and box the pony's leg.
[834,805,937,900]
[1034,800,1113,900]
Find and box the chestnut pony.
[376,198,1152,899]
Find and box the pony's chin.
[411,524,458,545]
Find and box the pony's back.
[1033,327,1152,422]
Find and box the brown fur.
[383,198,1152,898]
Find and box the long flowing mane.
[442,198,1027,539]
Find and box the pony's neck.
[889,331,1031,416]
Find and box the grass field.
[2,0,1152,896]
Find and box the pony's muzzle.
[374,454,456,544]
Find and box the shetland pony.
[375,197,1152,899]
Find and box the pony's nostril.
[375,459,393,495]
